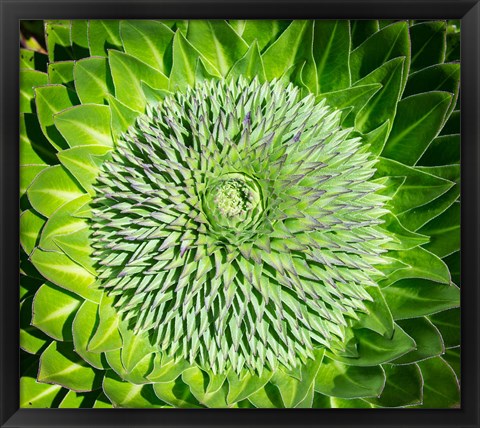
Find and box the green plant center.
[214,179,252,218]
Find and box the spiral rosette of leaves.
[20,19,460,409]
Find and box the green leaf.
[314,357,385,398]
[354,57,404,134]
[107,94,139,139]
[32,283,82,341]
[70,20,90,59]
[374,158,453,216]
[350,21,410,89]
[240,20,290,51]
[182,367,228,407]
[443,348,460,380]
[38,341,102,392]
[356,285,394,337]
[88,20,122,56]
[147,354,191,383]
[35,85,77,150]
[403,63,460,119]
[328,324,416,366]
[382,92,452,165]
[429,308,460,349]
[227,41,266,82]
[262,21,317,94]
[109,50,168,112]
[54,104,113,147]
[169,31,219,92]
[104,371,165,408]
[270,349,324,407]
[39,194,90,251]
[72,300,106,369]
[440,109,459,135]
[105,349,153,385]
[443,251,460,286]
[313,20,351,92]
[361,120,390,157]
[30,248,101,302]
[20,48,48,72]
[417,357,459,408]
[381,246,451,286]
[93,392,114,408]
[351,20,379,49]
[382,213,429,251]
[226,368,273,404]
[247,382,284,408]
[20,165,48,199]
[394,317,445,364]
[118,323,155,373]
[45,21,73,62]
[186,20,248,76]
[57,145,112,195]
[329,397,374,408]
[58,390,97,408]
[20,210,45,255]
[20,297,50,354]
[48,61,75,89]
[445,30,460,62]
[27,165,84,217]
[418,202,460,258]
[419,133,460,167]
[153,377,203,408]
[20,113,56,166]
[20,70,48,113]
[383,279,460,319]
[317,84,381,128]
[20,376,63,408]
[365,364,423,407]
[73,57,114,105]
[120,20,174,74]
[409,21,447,73]
[87,293,122,353]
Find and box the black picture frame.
[1,1,479,427]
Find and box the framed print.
[1,0,479,427]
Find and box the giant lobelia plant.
[20,19,461,408]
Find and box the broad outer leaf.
[394,317,445,364]
[186,20,248,76]
[58,390,97,408]
[382,213,429,251]
[351,20,379,49]
[104,371,165,408]
[417,357,459,408]
[227,41,266,82]
[20,375,63,408]
[313,20,351,92]
[120,20,174,74]
[419,202,460,258]
[409,21,447,73]
[74,57,114,104]
[314,357,386,398]
[27,165,84,218]
[72,300,106,369]
[35,85,77,150]
[88,20,123,57]
[382,92,452,165]
[350,21,410,88]
[240,20,290,52]
[365,364,423,407]
[20,210,45,255]
[354,57,404,134]
[153,377,203,408]
[48,61,75,89]
[226,368,273,404]
[356,285,394,337]
[38,341,102,392]
[30,248,101,303]
[328,324,416,366]
[418,134,460,167]
[383,279,460,320]
[87,294,122,353]
[429,308,460,349]
[32,283,82,341]
[20,297,49,355]
[54,104,113,147]
[109,50,168,112]
[20,70,48,113]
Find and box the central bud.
[204,172,262,232]
[214,178,252,218]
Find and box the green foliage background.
[19,19,460,408]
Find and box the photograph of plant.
[19,19,460,409]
